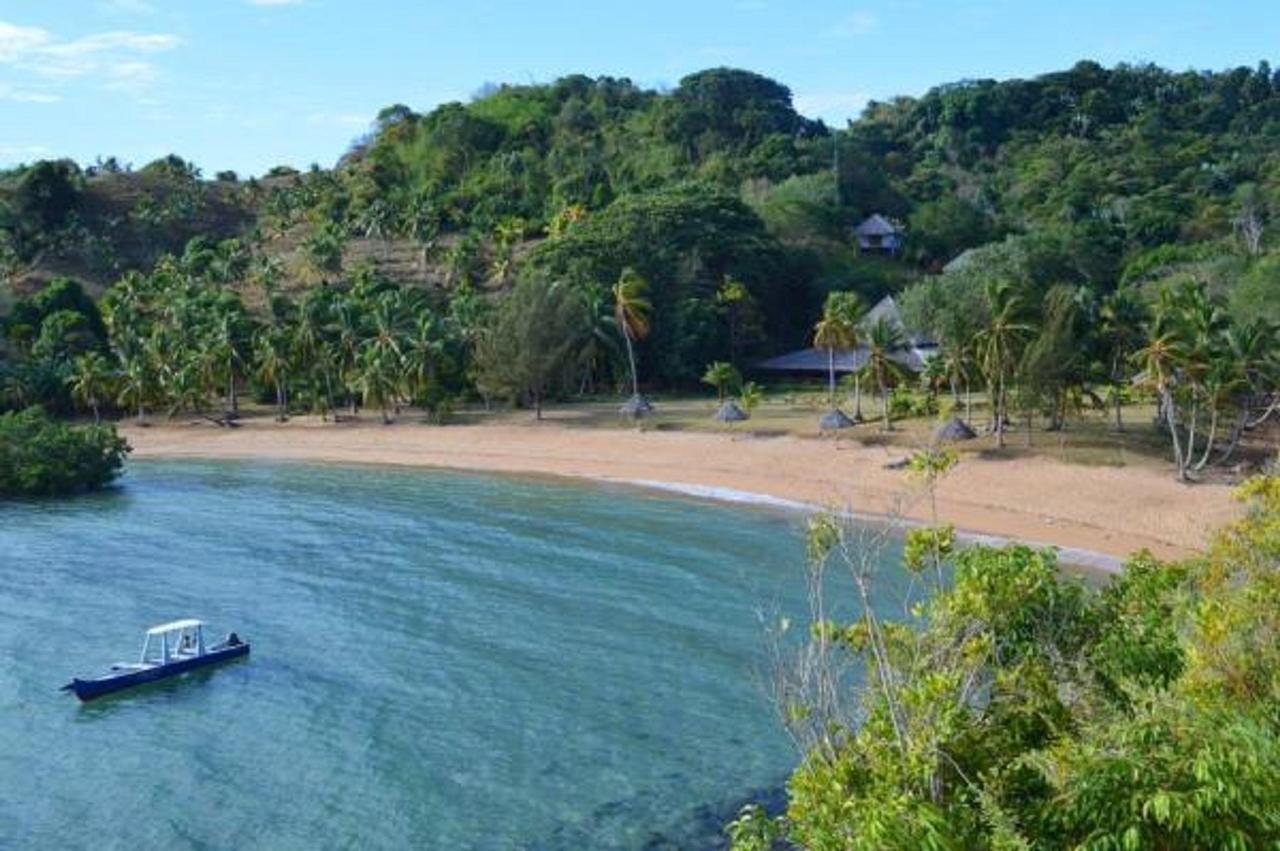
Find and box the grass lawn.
[450,390,1180,471]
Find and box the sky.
[1,0,1277,176]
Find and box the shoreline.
[120,417,1240,570]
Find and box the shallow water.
[0,460,892,849]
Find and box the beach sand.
[122,416,1239,569]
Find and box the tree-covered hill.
[1,60,1277,404]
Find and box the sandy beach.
[119,416,1241,569]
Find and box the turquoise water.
[0,461,881,849]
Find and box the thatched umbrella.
[713,400,749,423]
[819,408,856,431]
[934,416,977,442]
[619,394,654,418]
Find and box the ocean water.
[0,460,892,849]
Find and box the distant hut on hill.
[854,214,905,257]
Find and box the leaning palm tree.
[865,317,907,431]
[1132,311,1189,479]
[66,351,114,424]
[613,268,652,416]
[974,280,1033,448]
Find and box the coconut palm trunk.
[877,366,891,431]
[826,346,836,406]
[624,330,641,399]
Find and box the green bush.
[0,407,130,498]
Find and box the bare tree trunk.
[826,347,835,407]
[878,368,891,431]
[1215,410,1248,466]
[854,373,863,420]
[623,331,640,399]
[995,374,1006,449]
[1113,381,1124,432]
[1164,391,1187,482]
[1193,404,1219,471]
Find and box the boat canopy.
[146,619,203,635]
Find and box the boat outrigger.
[61,619,249,702]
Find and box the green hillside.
[1,60,1277,410]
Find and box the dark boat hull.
[62,643,250,701]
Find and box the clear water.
[0,461,887,849]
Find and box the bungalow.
[854,214,905,256]
[756,296,936,378]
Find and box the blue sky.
[1,0,1277,176]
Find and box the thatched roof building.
[934,416,977,442]
[713,401,749,422]
[757,296,936,377]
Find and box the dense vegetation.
[1,61,1277,478]
[0,407,128,497]
[0,58,1276,840]
[730,467,1280,849]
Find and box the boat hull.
[63,643,250,701]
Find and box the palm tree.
[405,312,447,416]
[1099,289,1146,432]
[332,295,365,416]
[358,291,409,423]
[612,268,652,414]
[812,291,865,418]
[1133,308,1189,479]
[66,352,114,424]
[355,346,402,424]
[974,280,1033,448]
[702,361,739,403]
[812,314,853,408]
[254,327,292,421]
[575,283,620,395]
[865,317,907,431]
[117,354,153,423]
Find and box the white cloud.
[0,18,179,97]
[0,82,60,102]
[828,10,878,37]
[0,21,50,62]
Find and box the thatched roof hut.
[819,408,857,431]
[934,416,977,442]
[619,394,654,417]
[714,401,749,422]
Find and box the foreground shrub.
[0,407,130,497]
[737,475,1280,850]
